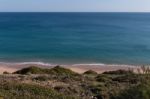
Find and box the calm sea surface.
[0,12,150,65]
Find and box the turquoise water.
[0,12,150,65]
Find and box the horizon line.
[0,11,150,13]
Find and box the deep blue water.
[0,12,150,65]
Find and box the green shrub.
[96,74,112,82]
[14,66,78,76]
[34,76,50,81]
[114,82,150,99]
[48,66,78,76]
[103,69,134,75]
[3,71,10,74]
[83,70,98,75]
[112,74,140,84]
[0,82,76,99]
[14,66,44,74]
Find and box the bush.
[83,70,98,75]
[96,74,112,82]
[0,82,76,99]
[34,76,50,81]
[112,74,140,84]
[3,71,10,74]
[103,69,134,75]
[13,66,44,74]
[114,82,150,99]
[48,66,78,76]
[14,66,78,76]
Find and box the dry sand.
[0,62,141,74]
[0,66,18,74]
[67,64,140,73]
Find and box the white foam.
[15,62,52,66]
[0,62,56,66]
[0,62,142,68]
[72,63,141,68]
[72,63,105,66]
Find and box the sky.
[0,0,150,12]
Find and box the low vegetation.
[1,66,150,99]
[103,69,134,75]
[83,70,98,75]
[14,66,77,76]
[0,82,75,99]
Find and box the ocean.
[0,12,150,65]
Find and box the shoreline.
[0,62,144,74]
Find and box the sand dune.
[0,62,141,74]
